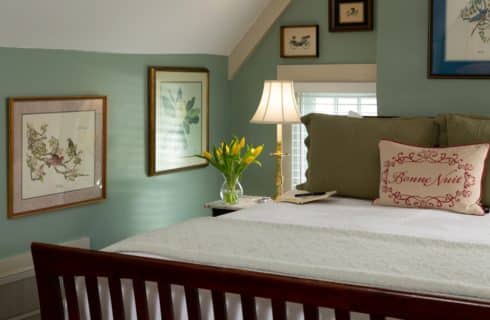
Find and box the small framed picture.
[429,0,490,78]
[329,0,373,32]
[8,96,107,218]
[280,25,319,58]
[148,67,209,176]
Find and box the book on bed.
[277,190,336,204]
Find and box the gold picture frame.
[148,67,209,176]
[8,96,107,218]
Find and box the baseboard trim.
[8,309,40,320]
[0,237,90,286]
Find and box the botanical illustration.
[10,98,103,218]
[26,123,87,182]
[151,69,208,174]
[21,111,96,200]
[460,0,490,43]
[160,85,201,149]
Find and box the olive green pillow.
[297,114,439,199]
[446,115,490,206]
[437,113,490,147]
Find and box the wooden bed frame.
[32,242,490,320]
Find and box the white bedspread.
[95,197,490,320]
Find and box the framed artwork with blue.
[430,0,490,78]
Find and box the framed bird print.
[429,0,490,78]
[8,96,107,218]
[148,67,209,176]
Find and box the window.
[291,83,378,187]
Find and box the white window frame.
[277,64,377,191]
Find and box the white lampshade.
[250,81,301,124]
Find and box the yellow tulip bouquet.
[199,137,264,204]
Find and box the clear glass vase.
[220,175,243,205]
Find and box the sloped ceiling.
[0,0,272,55]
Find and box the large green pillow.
[297,114,439,199]
[436,113,490,147]
[446,115,490,206]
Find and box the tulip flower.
[244,156,255,165]
[203,151,212,160]
[254,145,264,157]
[196,136,263,204]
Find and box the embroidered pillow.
[374,140,489,215]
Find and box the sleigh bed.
[32,198,490,320]
[31,113,490,319]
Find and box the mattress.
[93,197,490,319]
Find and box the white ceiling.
[0,0,271,55]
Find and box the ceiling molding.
[228,0,292,79]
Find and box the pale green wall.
[377,0,490,116]
[5,0,489,259]
[0,47,230,259]
[230,0,377,196]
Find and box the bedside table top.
[205,195,270,211]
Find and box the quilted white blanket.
[104,202,490,301]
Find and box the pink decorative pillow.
[374,140,489,215]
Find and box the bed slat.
[303,304,319,320]
[31,243,490,320]
[185,287,202,320]
[212,291,227,320]
[108,276,126,320]
[272,300,287,320]
[133,279,150,320]
[62,275,80,320]
[241,295,257,320]
[335,309,350,320]
[85,276,102,320]
[158,282,174,320]
[36,273,64,319]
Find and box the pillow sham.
[298,114,439,199]
[374,140,489,215]
[446,115,490,206]
[436,113,490,147]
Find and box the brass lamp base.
[271,140,286,200]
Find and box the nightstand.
[204,195,270,217]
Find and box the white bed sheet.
[85,197,490,320]
[225,197,490,244]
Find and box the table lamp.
[250,80,301,199]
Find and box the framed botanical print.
[280,25,319,58]
[148,67,209,176]
[429,0,490,78]
[8,96,107,218]
[329,0,374,32]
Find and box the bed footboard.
[31,242,490,320]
